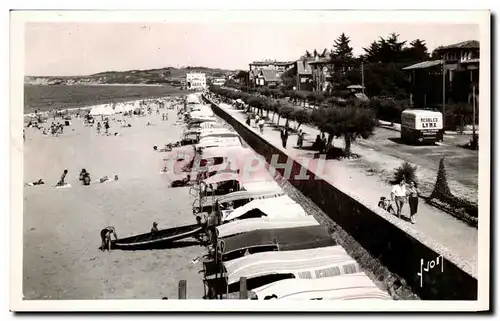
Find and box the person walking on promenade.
[280,127,289,149]
[258,118,265,134]
[254,114,260,128]
[407,181,419,224]
[246,115,251,126]
[391,179,407,219]
[296,129,304,149]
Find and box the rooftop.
[435,40,480,51]
[260,69,281,82]
[296,59,312,75]
[402,60,443,70]
[308,57,331,65]
[250,60,295,66]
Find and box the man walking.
[391,179,407,219]
[280,127,289,149]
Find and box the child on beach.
[100,226,118,251]
[150,222,159,236]
[96,122,101,134]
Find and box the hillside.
[25,66,236,86]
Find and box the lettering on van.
[421,118,439,128]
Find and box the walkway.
[216,102,478,276]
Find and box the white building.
[211,77,226,86]
[186,73,207,90]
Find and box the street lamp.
[442,56,446,130]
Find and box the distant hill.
[25,66,237,86]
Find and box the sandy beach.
[23,103,207,300]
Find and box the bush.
[429,158,478,219]
[369,98,409,124]
[443,103,477,132]
[391,161,418,185]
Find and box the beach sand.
[23,105,207,300]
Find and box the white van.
[401,109,444,144]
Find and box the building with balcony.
[186,73,207,90]
[294,58,314,91]
[248,60,295,86]
[308,57,335,92]
[402,40,479,108]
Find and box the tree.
[311,106,377,157]
[403,39,430,64]
[430,158,453,201]
[332,33,354,61]
[234,70,249,86]
[290,108,311,131]
[278,104,295,128]
[362,41,382,63]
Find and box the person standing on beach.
[56,169,68,186]
[104,120,110,134]
[407,181,419,224]
[100,226,118,251]
[96,122,101,134]
[391,179,407,219]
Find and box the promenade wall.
[205,96,477,300]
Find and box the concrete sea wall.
[205,96,477,300]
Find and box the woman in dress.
[407,181,419,224]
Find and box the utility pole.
[442,57,446,129]
[472,85,477,148]
[361,61,365,94]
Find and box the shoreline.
[25,83,173,87]
[24,84,194,115]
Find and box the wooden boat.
[111,223,205,250]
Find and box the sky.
[24,22,479,76]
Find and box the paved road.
[216,102,478,276]
[356,127,478,198]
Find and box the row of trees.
[210,86,377,157]
[227,74,476,132]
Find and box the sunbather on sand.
[25,179,45,186]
